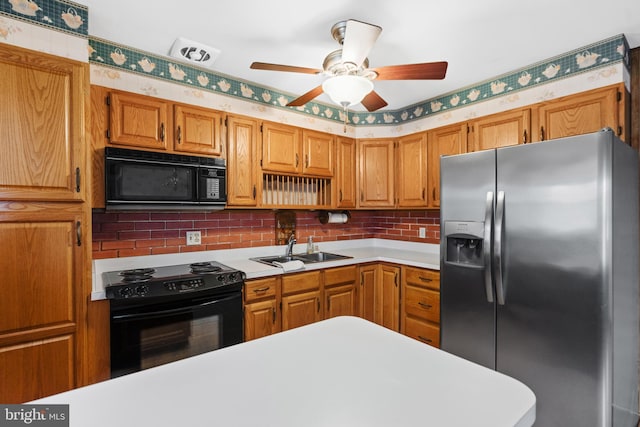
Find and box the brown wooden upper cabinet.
[0,44,87,202]
[427,124,466,208]
[108,90,223,156]
[226,114,260,207]
[467,108,531,152]
[335,137,357,208]
[397,133,428,208]
[358,138,395,208]
[261,122,334,177]
[533,84,623,142]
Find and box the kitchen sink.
[251,252,352,267]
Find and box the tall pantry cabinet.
[0,44,91,402]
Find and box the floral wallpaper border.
[89,34,629,127]
[0,0,87,37]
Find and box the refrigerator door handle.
[483,191,494,303]
[494,190,506,305]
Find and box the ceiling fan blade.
[372,61,448,80]
[250,62,322,75]
[286,85,324,107]
[361,90,388,112]
[341,20,382,68]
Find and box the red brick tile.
[101,240,135,250]
[118,248,152,257]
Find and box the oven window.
[110,291,243,378]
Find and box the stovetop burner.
[104,260,245,300]
[190,262,222,274]
[119,268,156,282]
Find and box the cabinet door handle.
[394,273,398,287]
[253,287,270,294]
[418,336,433,344]
[339,190,343,202]
[317,298,320,312]
[272,307,277,323]
[422,188,425,200]
[523,129,528,144]
[76,221,82,246]
[75,167,81,193]
[360,191,364,202]
[252,185,257,200]
[419,276,433,282]
[295,153,299,167]
[305,154,309,168]
[540,126,545,141]
[418,302,432,309]
[432,188,436,201]
[177,125,182,144]
[160,123,165,142]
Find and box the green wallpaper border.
[89,34,628,127]
[0,0,87,37]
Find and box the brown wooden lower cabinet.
[243,263,440,345]
[401,266,441,348]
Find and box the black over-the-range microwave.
[105,147,226,210]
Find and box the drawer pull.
[418,336,433,343]
[253,287,270,294]
[418,302,432,309]
[419,276,433,282]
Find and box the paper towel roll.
[327,212,348,224]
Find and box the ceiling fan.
[250,19,448,112]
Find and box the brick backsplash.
[92,210,440,259]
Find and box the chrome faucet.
[285,234,297,257]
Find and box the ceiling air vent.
[169,37,221,68]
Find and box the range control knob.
[135,285,149,296]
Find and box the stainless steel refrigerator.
[439,129,639,426]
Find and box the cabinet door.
[536,85,619,141]
[427,124,466,208]
[359,265,377,322]
[109,91,169,150]
[0,44,86,202]
[0,335,75,403]
[335,137,357,208]
[281,290,322,331]
[174,104,223,156]
[324,266,359,319]
[244,299,278,341]
[227,115,259,206]
[261,122,300,173]
[0,207,85,402]
[379,264,400,332]
[469,109,530,152]
[302,130,334,176]
[397,133,428,207]
[358,139,395,208]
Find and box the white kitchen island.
[33,317,535,426]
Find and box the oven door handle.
[111,294,239,322]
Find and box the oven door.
[109,286,243,378]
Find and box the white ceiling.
[79,0,640,112]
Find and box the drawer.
[324,265,357,287]
[404,266,440,290]
[404,285,440,324]
[404,316,440,348]
[244,277,278,303]
[282,270,321,295]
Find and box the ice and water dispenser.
[443,221,486,268]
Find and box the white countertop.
[33,316,535,427]
[92,238,440,299]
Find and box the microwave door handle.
[494,191,506,305]
[483,191,494,303]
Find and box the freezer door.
[440,149,497,369]
[495,132,612,427]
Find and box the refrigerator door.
[440,149,497,369]
[495,132,611,427]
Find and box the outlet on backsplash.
[186,231,202,246]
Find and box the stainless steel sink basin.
[251,252,352,267]
[294,252,352,263]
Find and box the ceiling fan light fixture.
[322,75,373,107]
